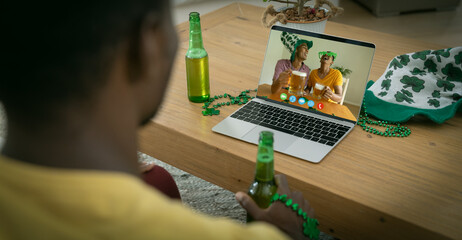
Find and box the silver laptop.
[213,26,375,163]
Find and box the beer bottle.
[247,131,278,222]
[185,12,210,103]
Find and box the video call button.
[280,93,287,101]
[289,96,297,103]
[307,100,315,108]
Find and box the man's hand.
[236,174,315,240]
[322,86,342,103]
[322,86,333,100]
[277,69,292,88]
[271,69,292,94]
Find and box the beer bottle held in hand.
[247,131,278,222]
[185,12,210,103]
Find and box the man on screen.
[271,32,313,94]
[307,51,343,103]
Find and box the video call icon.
[307,100,315,108]
[289,96,297,103]
[279,94,324,111]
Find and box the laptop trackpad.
[242,126,296,151]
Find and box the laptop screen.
[256,26,375,123]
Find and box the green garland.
[270,193,320,240]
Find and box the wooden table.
[257,83,357,121]
[138,3,462,239]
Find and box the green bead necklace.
[270,193,320,240]
[357,101,411,137]
[201,89,257,116]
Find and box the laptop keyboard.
[230,101,349,146]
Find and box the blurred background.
[172,0,461,47]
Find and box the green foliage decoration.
[332,65,352,77]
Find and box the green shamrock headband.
[318,51,337,61]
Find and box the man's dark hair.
[0,1,168,121]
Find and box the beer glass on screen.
[288,70,307,96]
[312,83,325,99]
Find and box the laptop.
[212,25,375,163]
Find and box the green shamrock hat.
[280,31,313,62]
[364,47,462,124]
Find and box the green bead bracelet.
[270,193,320,240]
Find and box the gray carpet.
[0,104,334,239]
[138,153,335,240]
[138,153,248,222]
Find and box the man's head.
[291,40,312,62]
[0,0,177,128]
[319,51,337,67]
[295,43,309,61]
[280,32,313,63]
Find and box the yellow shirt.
[0,155,289,240]
[308,68,343,94]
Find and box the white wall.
[258,30,375,106]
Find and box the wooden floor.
[173,0,462,47]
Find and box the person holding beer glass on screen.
[307,51,343,103]
[271,32,313,94]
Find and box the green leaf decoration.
[424,59,438,73]
[395,91,414,104]
[455,51,462,65]
[427,99,440,108]
[401,89,413,97]
[400,75,425,92]
[431,49,451,62]
[432,90,441,98]
[411,50,431,60]
[397,54,411,65]
[378,91,388,97]
[385,70,393,78]
[441,63,462,82]
[436,78,455,92]
[410,68,426,76]
[381,79,391,90]
[389,58,403,70]
[453,93,461,101]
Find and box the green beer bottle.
[247,131,278,222]
[185,12,210,103]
